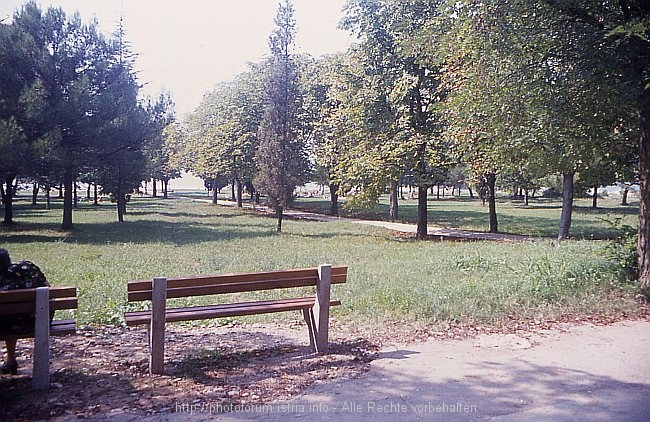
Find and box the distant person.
[0,249,49,375]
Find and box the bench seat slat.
[0,319,77,340]
[124,297,342,326]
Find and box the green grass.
[293,194,639,239]
[0,195,642,329]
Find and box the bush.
[604,218,638,280]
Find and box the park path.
[81,319,650,422]
[184,196,534,242]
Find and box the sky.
[0,0,356,117]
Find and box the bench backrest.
[127,265,348,302]
[0,286,77,315]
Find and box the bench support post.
[314,264,332,354]
[32,287,50,390]
[149,277,167,375]
[302,309,316,353]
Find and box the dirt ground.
[1,308,648,421]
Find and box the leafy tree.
[186,66,265,206]
[531,0,649,289]
[143,92,177,198]
[301,53,349,216]
[340,0,448,237]
[430,0,634,237]
[254,0,310,232]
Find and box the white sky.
[0,0,355,117]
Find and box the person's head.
[0,249,10,271]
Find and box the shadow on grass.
[0,219,276,246]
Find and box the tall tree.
[254,0,310,232]
[186,65,264,206]
[12,3,115,230]
[533,0,650,289]
[340,0,447,237]
[430,0,634,237]
[0,6,50,224]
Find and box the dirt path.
[89,320,650,422]
[202,198,533,242]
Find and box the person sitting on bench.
[0,249,49,375]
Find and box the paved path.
[85,320,650,421]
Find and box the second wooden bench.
[125,264,347,374]
[0,286,77,389]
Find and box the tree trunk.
[389,180,399,222]
[468,186,474,199]
[3,174,15,225]
[32,182,39,206]
[592,185,598,208]
[93,183,98,205]
[73,182,78,209]
[117,191,126,222]
[212,177,219,204]
[45,185,51,211]
[416,186,428,239]
[558,171,575,240]
[62,171,74,230]
[163,179,169,199]
[276,205,283,233]
[621,187,629,206]
[524,188,530,206]
[86,183,91,200]
[637,98,650,292]
[152,178,158,197]
[231,181,236,202]
[487,173,498,233]
[235,177,243,208]
[329,183,339,216]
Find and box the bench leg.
[149,277,167,375]
[32,287,50,390]
[314,264,332,354]
[302,309,316,353]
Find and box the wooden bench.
[125,264,347,374]
[0,286,77,389]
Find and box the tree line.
[2,1,649,292]
[173,2,641,230]
[0,2,175,228]
[170,0,649,290]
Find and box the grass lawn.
[0,195,642,329]
[292,194,639,239]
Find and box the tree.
[340,0,448,237]
[0,7,50,224]
[186,65,265,206]
[429,0,634,237]
[10,4,120,230]
[143,93,177,199]
[531,1,649,288]
[299,54,343,216]
[254,0,310,232]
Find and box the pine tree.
[254,0,309,232]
